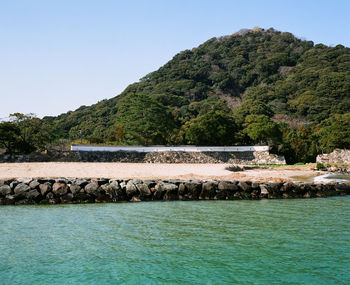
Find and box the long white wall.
[71,145,269,153]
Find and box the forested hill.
[41,27,349,162]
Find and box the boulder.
[184,182,202,200]
[109,180,126,200]
[52,182,68,196]
[61,193,74,203]
[55,178,69,184]
[71,178,89,187]
[238,181,251,192]
[162,183,178,200]
[26,189,40,200]
[218,181,238,200]
[29,180,40,189]
[85,183,100,196]
[130,196,141,202]
[154,183,167,200]
[39,182,52,196]
[46,192,57,204]
[0,185,11,196]
[14,183,31,197]
[126,182,138,197]
[10,181,19,189]
[70,184,81,194]
[17,178,32,184]
[136,184,151,200]
[4,194,15,205]
[200,181,217,200]
[335,183,350,195]
[260,184,269,198]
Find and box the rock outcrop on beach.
[317,149,350,165]
[0,178,349,205]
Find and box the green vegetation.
[0,113,53,154]
[1,28,349,163]
[316,162,325,169]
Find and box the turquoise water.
[1,198,350,284]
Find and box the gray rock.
[26,190,40,200]
[126,182,138,197]
[17,178,32,184]
[46,192,56,204]
[260,184,269,195]
[184,182,202,200]
[136,184,151,199]
[61,193,74,203]
[200,181,217,200]
[154,183,167,200]
[71,178,89,187]
[85,183,100,195]
[14,183,31,197]
[218,181,238,191]
[178,183,187,196]
[52,182,68,196]
[10,181,19,189]
[70,184,81,194]
[130,196,141,202]
[109,180,120,191]
[29,180,40,189]
[162,183,178,200]
[4,194,15,204]
[55,178,68,184]
[238,182,251,192]
[0,185,11,196]
[39,182,52,196]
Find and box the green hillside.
[2,28,349,163]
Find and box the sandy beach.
[0,162,321,182]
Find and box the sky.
[0,0,349,119]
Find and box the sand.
[0,162,321,182]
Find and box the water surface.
[1,198,350,284]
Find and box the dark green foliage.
[316,113,350,152]
[279,126,319,164]
[113,94,176,145]
[182,111,238,146]
[244,115,282,146]
[0,113,54,154]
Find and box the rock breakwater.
[0,178,349,205]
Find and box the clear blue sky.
[1,0,349,119]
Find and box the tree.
[244,115,282,145]
[279,126,318,164]
[114,94,177,145]
[0,122,22,154]
[182,111,238,145]
[9,113,53,152]
[0,113,54,154]
[316,113,350,152]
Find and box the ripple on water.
[0,198,350,284]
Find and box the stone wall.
[0,150,286,164]
[316,149,350,164]
[0,177,349,205]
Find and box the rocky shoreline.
[0,178,349,205]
